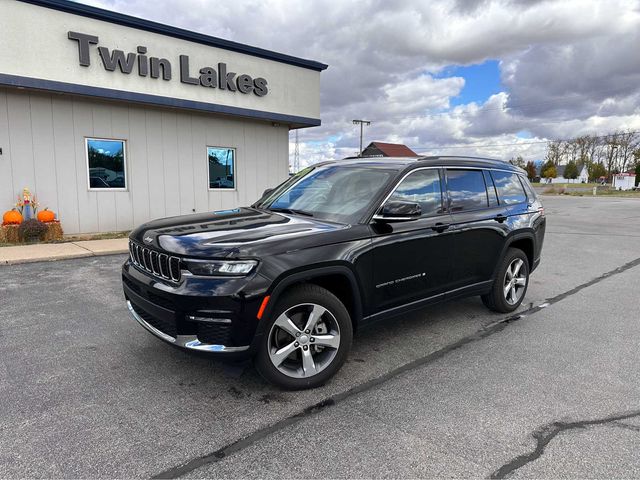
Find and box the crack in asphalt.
[490,410,640,479]
[153,256,640,479]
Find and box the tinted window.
[483,170,499,206]
[491,171,527,205]
[208,147,235,189]
[446,169,488,212]
[86,138,126,190]
[389,169,443,217]
[519,176,537,202]
[266,165,394,223]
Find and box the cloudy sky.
[79,0,640,168]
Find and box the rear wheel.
[481,248,529,313]
[255,284,353,390]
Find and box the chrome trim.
[371,164,523,222]
[127,301,249,353]
[127,301,176,344]
[372,214,416,222]
[129,240,182,282]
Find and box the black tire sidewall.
[492,248,530,313]
[254,284,353,390]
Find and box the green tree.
[635,163,640,187]
[542,164,557,179]
[588,162,607,182]
[563,160,579,180]
[540,159,556,180]
[525,161,537,181]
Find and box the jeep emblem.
[143,235,153,244]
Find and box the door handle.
[432,222,450,233]
[494,214,507,223]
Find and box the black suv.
[122,156,545,389]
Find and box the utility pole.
[294,129,300,173]
[352,119,371,157]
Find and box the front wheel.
[255,284,353,390]
[481,248,530,313]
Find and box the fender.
[491,230,536,280]
[256,263,364,337]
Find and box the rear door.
[370,168,456,312]
[445,168,507,290]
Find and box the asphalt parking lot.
[1,195,639,478]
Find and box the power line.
[409,130,640,152]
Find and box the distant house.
[612,172,636,190]
[545,164,589,184]
[361,142,418,157]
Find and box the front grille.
[196,322,232,345]
[131,302,177,338]
[129,240,181,282]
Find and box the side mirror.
[373,200,421,222]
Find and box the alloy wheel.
[503,258,527,305]
[267,303,341,379]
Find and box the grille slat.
[129,240,181,282]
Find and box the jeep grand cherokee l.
[122,156,545,389]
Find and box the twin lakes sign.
[68,31,269,97]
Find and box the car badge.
[143,235,153,244]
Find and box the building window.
[208,147,236,189]
[86,138,127,190]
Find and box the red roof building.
[361,142,418,157]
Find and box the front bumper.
[122,260,269,356]
[127,301,250,353]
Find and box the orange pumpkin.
[37,208,56,223]
[2,209,23,225]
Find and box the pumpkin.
[37,208,56,223]
[3,209,23,225]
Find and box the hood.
[130,207,348,258]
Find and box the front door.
[370,168,455,313]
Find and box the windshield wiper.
[269,207,314,217]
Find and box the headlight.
[184,259,258,276]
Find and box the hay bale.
[1,224,21,243]
[42,221,64,242]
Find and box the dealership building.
[0,0,326,234]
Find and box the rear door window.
[491,170,527,205]
[446,169,489,212]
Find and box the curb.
[1,249,129,265]
[0,240,129,266]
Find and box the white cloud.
[78,0,640,166]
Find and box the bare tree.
[616,130,639,173]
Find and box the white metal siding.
[0,88,290,234]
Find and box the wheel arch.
[493,231,536,280]
[261,264,364,334]
[505,232,535,266]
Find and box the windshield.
[256,165,396,223]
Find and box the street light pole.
[352,119,371,157]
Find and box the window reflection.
[390,169,443,217]
[492,171,527,205]
[446,170,488,212]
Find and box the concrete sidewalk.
[0,238,129,265]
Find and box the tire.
[481,248,530,313]
[254,284,353,390]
